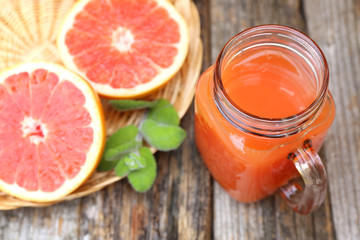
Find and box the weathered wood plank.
[304,0,360,239]
[0,200,83,239]
[210,0,336,239]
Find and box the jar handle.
[279,139,327,214]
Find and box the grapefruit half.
[57,0,189,98]
[0,62,105,202]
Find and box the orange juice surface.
[222,47,316,118]
[195,46,335,202]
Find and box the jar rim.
[214,24,329,125]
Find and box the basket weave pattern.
[0,0,202,209]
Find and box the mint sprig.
[104,140,142,161]
[147,99,180,125]
[97,125,140,171]
[127,148,157,192]
[98,99,186,192]
[108,99,158,111]
[140,119,186,151]
[114,151,148,177]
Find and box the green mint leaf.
[114,158,130,177]
[97,158,119,171]
[114,152,148,178]
[127,147,157,192]
[109,99,158,111]
[147,99,179,126]
[106,124,139,148]
[97,125,139,171]
[140,119,186,151]
[124,152,147,170]
[104,140,142,161]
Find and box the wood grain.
[304,0,360,239]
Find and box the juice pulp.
[194,46,335,202]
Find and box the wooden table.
[1,0,359,239]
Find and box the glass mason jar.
[194,25,335,214]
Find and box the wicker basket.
[0,0,202,210]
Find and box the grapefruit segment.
[30,70,59,119]
[0,85,24,124]
[44,107,92,129]
[4,72,31,116]
[0,139,29,185]
[38,143,65,192]
[16,143,39,191]
[50,127,94,152]
[57,0,189,98]
[0,62,105,202]
[46,137,86,178]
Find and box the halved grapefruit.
[0,62,105,202]
[57,0,189,98]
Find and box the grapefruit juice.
[194,27,335,203]
[222,47,316,119]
